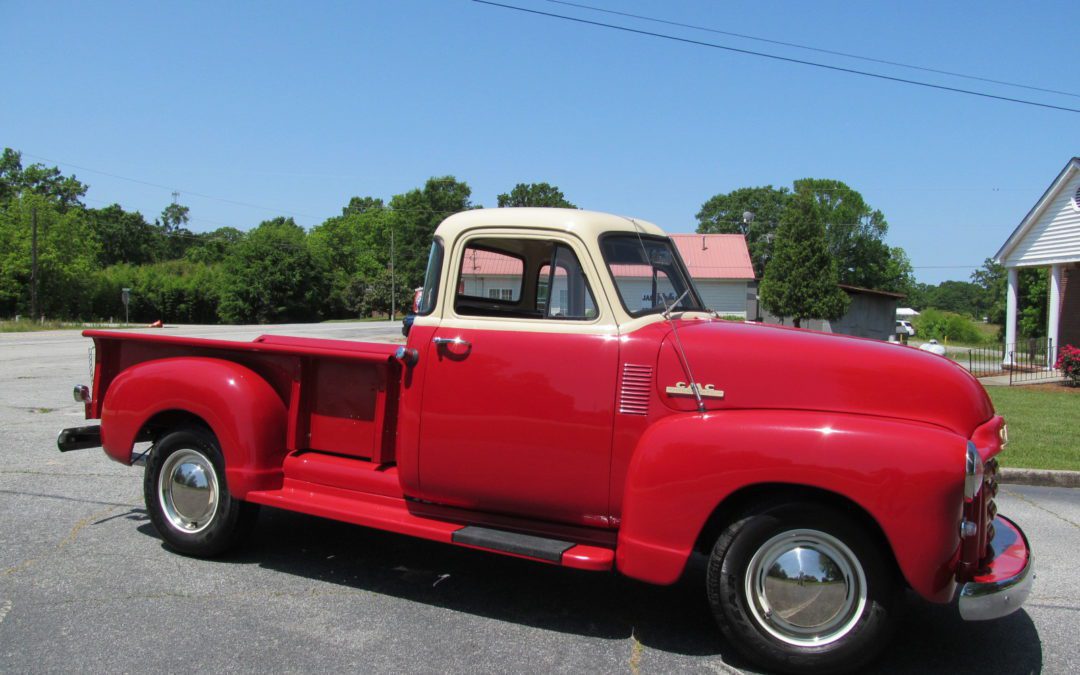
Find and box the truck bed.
[85,330,401,463]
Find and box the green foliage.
[1018,267,1047,339]
[388,176,474,291]
[792,177,898,291]
[342,196,385,216]
[217,218,328,324]
[497,182,576,208]
[695,180,913,294]
[758,189,850,328]
[0,194,100,318]
[696,185,788,278]
[922,280,984,316]
[184,227,245,265]
[90,261,224,324]
[912,308,985,344]
[345,267,395,318]
[308,207,390,317]
[88,204,164,266]
[0,148,87,208]
[970,258,1006,324]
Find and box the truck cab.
[59,208,1032,674]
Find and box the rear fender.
[616,409,966,603]
[100,357,288,497]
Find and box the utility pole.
[30,206,38,320]
[390,225,396,321]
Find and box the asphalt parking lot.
[1,323,1077,673]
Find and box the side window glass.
[458,246,523,302]
[537,245,597,320]
[454,241,527,317]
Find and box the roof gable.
[995,157,1080,266]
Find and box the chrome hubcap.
[745,529,867,646]
[158,448,219,534]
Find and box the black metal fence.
[958,339,1061,384]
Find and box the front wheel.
[706,503,899,674]
[144,426,258,557]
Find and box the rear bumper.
[57,425,102,452]
[958,515,1033,621]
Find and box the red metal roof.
[461,234,754,280]
[669,234,755,280]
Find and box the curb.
[1000,468,1080,488]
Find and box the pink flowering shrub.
[1056,344,1080,385]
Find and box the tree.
[497,182,576,208]
[971,258,1006,324]
[696,185,788,278]
[217,218,328,324]
[0,148,87,209]
[924,280,983,317]
[342,196,385,216]
[156,202,195,259]
[758,189,850,328]
[792,178,895,291]
[309,207,391,317]
[1018,268,1048,339]
[88,204,163,266]
[0,194,99,318]
[388,176,474,290]
[184,227,246,265]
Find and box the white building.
[994,157,1080,364]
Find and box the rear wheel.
[706,503,899,674]
[144,426,258,557]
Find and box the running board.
[452,526,573,562]
[245,478,614,572]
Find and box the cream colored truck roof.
[425,208,696,333]
[433,208,668,241]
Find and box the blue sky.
[3,0,1077,284]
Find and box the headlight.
[964,441,984,502]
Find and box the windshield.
[600,234,704,317]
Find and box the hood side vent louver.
[619,363,653,416]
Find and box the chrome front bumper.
[958,515,1033,621]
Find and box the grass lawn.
[987,384,1080,471]
[0,319,134,333]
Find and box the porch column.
[1004,267,1018,366]
[1048,263,1063,368]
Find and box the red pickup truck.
[58,208,1031,673]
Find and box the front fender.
[616,410,967,603]
[101,357,287,498]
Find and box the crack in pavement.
[0,489,137,508]
[0,470,134,478]
[1001,487,1080,530]
[20,586,377,610]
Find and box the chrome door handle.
[433,336,471,348]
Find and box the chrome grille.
[619,363,652,416]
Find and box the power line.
[21,153,323,222]
[541,0,1080,99]
[473,1,1080,114]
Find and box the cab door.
[417,234,618,528]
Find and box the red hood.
[656,319,993,436]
